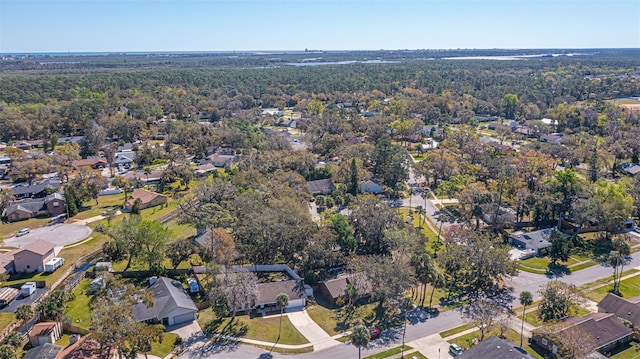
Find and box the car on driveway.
[369,327,381,339]
[16,228,30,237]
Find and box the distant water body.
[286,60,400,66]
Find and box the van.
[16,228,30,237]
[449,343,464,356]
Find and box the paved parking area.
[0,287,46,313]
[4,223,91,248]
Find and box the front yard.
[197,307,309,345]
[448,329,543,359]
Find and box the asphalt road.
[0,287,46,313]
[3,223,91,248]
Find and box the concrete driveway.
[3,223,91,248]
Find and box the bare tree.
[460,296,501,341]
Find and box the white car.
[16,228,30,237]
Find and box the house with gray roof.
[458,336,535,359]
[255,280,307,313]
[510,228,566,255]
[133,277,197,326]
[5,192,66,222]
[11,178,61,198]
[307,179,335,196]
[598,293,640,328]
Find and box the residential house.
[255,280,307,313]
[124,189,167,211]
[597,293,640,328]
[12,140,36,150]
[540,133,563,145]
[0,251,16,274]
[132,277,198,326]
[510,228,566,255]
[621,162,640,176]
[458,336,535,359]
[541,118,558,126]
[56,136,84,145]
[318,275,372,306]
[482,206,517,227]
[194,163,216,177]
[72,157,108,170]
[359,180,383,194]
[22,343,63,359]
[532,313,632,357]
[204,153,236,168]
[14,239,57,273]
[29,321,63,346]
[113,151,136,169]
[12,178,61,198]
[122,170,163,185]
[474,115,501,122]
[0,154,10,166]
[5,192,66,222]
[0,166,9,180]
[307,179,335,196]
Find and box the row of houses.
[306,178,383,196]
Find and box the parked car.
[449,343,464,356]
[16,228,30,237]
[369,327,381,339]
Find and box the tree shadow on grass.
[189,317,248,358]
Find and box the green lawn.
[397,208,441,253]
[65,278,93,329]
[306,304,341,336]
[0,312,15,331]
[73,193,126,220]
[580,269,640,291]
[364,345,413,359]
[198,308,309,345]
[518,311,542,327]
[55,334,71,347]
[149,332,179,358]
[439,323,475,338]
[612,341,640,359]
[586,274,640,302]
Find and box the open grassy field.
[0,312,16,332]
[73,193,126,220]
[149,332,180,357]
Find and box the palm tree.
[400,297,413,358]
[519,291,533,347]
[276,293,289,342]
[351,324,370,359]
[15,304,34,331]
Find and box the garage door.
[173,312,196,325]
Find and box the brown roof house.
[598,293,640,328]
[532,313,632,357]
[124,189,167,212]
[14,240,57,273]
[318,275,372,306]
[29,321,62,347]
[72,157,108,170]
[307,179,335,196]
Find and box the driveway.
[0,287,46,313]
[3,223,91,248]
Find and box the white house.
[359,180,383,194]
[133,277,198,326]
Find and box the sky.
[0,0,639,53]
